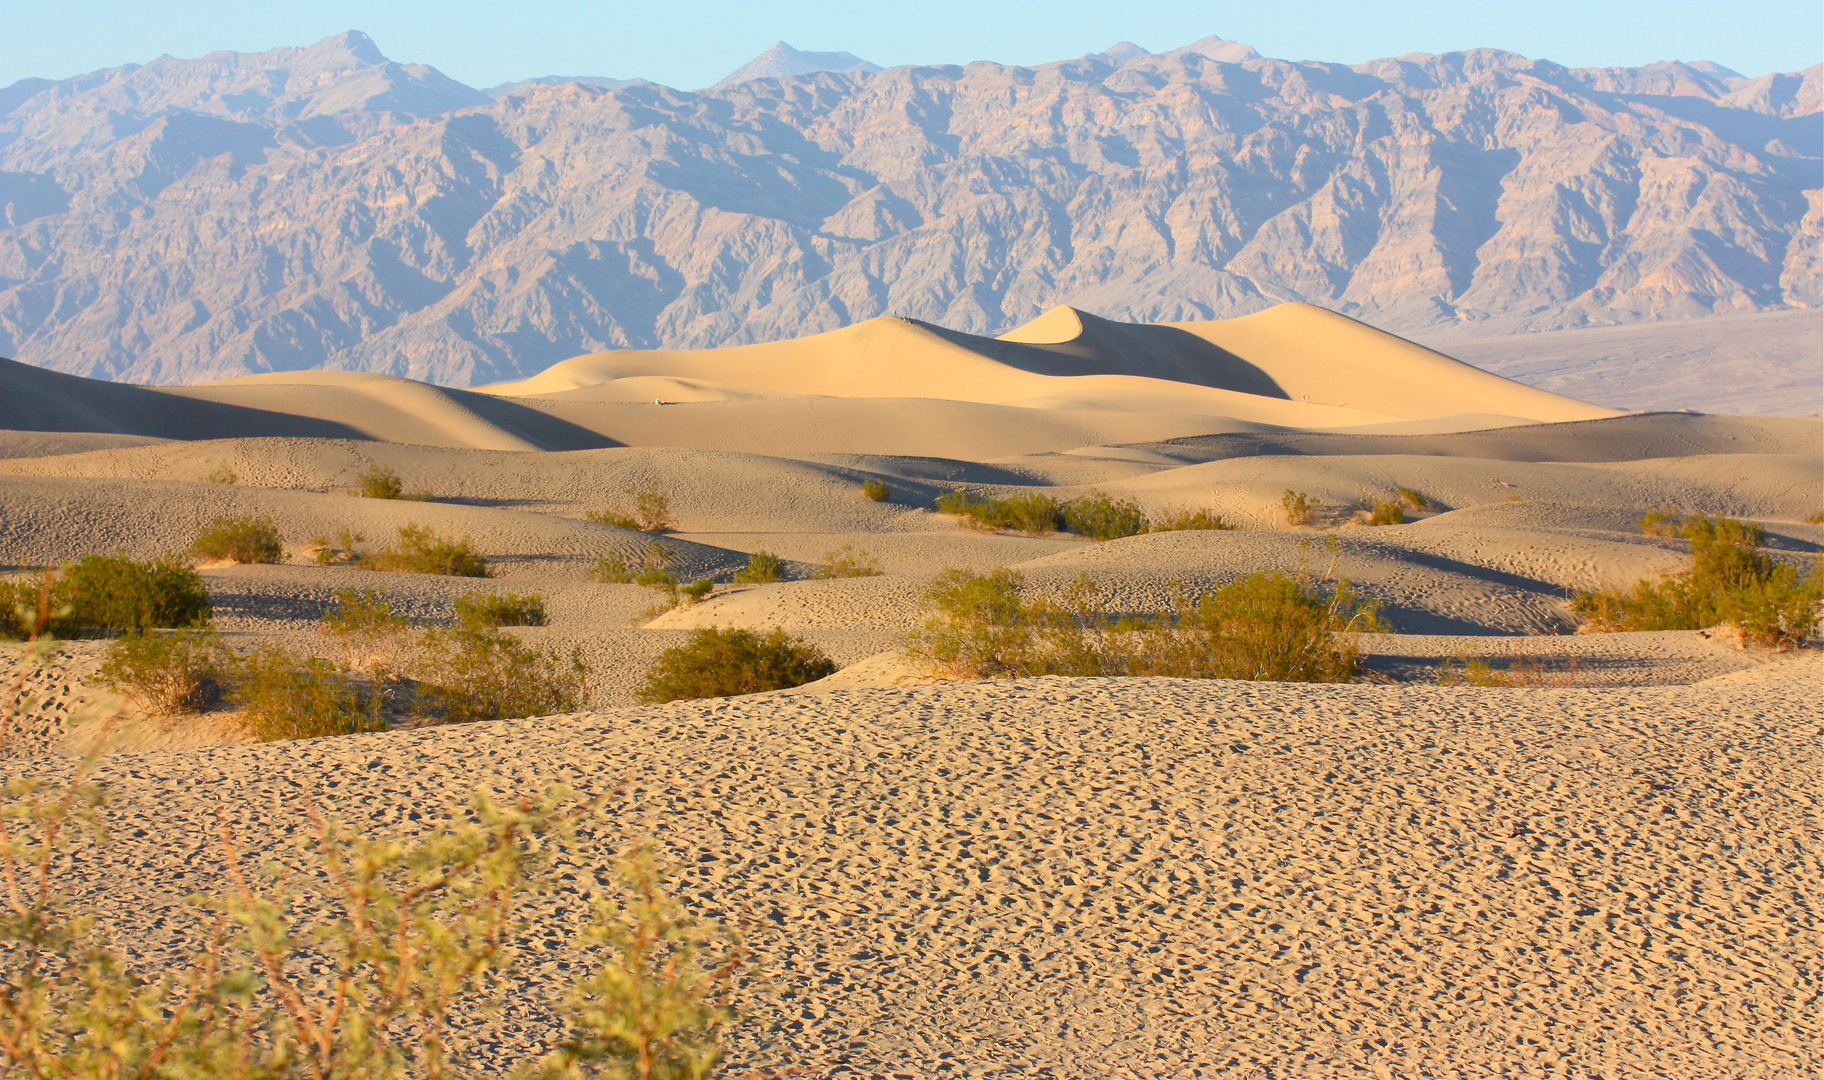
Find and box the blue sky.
[3,0,1818,90]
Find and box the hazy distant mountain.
[484,76,649,99]
[0,32,1816,386]
[711,42,882,88]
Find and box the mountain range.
[0,30,1817,386]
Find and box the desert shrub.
[0,576,54,640]
[1806,511,1824,525]
[585,508,642,530]
[190,513,284,564]
[1638,509,1683,537]
[233,645,384,741]
[733,550,785,584]
[1282,489,1314,525]
[1396,486,1432,510]
[205,464,238,484]
[1574,513,1822,647]
[96,628,232,719]
[454,591,547,629]
[1363,500,1407,526]
[590,482,673,532]
[639,627,836,703]
[309,527,366,566]
[355,463,405,499]
[590,552,634,583]
[320,586,414,679]
[51,553,212,636]
[935,490,1062,535]
[1061,491,1147,541]
[861,478,891,502]
[414,627,589,724]
[1149,508,1236,532]
[1435,655,1516,687]
[363,524,490,577]
[680,579,715,603]
[812,544,885,579]
[905,567,1375,682]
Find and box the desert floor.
[0,310,1819,1076]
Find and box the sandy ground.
[1,307,1820,1075]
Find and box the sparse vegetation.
[1396,486,1432,511]
[861,478,891,502]
[811,545,885,578]
[585,508,642,530]
[415,627,589,724]
[589,482,674,532]
[363,524,490,577]
[309,527,367,565]
[680,578,715,604]
[1638,509,1683,538]
[906,567,1380,682]
[1363,500,1407,526]
[205,464,238,484]
[1573,513,1823,647]
[1060,490,1148,541]
[1806,511,1824,525]
[355,462,405,499]
[190,513,285,564]
[6,553,214,637]
[1149,508,1237,532]
[96,628,232,719]
[454,591,548,629]
[234,644,384,741]
[1435,655,1515,687]
[936,490,1064,536]
[320,586,414,679]
[733,550,785,584]
[1282,489,1314,526]
[639,627,836,703]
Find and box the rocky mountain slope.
[0,32,1817,385]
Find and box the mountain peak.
[1167,36,1261,64]
[1090,42,1152,62]
[299,30,388,68]
[712,41,882,89]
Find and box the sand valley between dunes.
[1,302,1819,1076]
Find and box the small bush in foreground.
[1282,489,1314,525]
[26,553,213,636]
[415,627,589,724]
[906,567,1379,682]
[355,462,405,499]
[97,628,232,719]
[639,627,836,703]
[1061,491,1147,541]
[733,550,785,584]
[812,544,885,578]
[454,591,547,629]
[1363,500,1407,526]
[363,524,490,577]
[1150,508,1237,532]
[320,586,413,679]
[234,645,384,741]
[1573,513,1822,647]
[190,513,284,564]
[861,478,891,502]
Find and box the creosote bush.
[1149,509,1236,532]
[415,626,588,724]
[639,626,836,703]
[1,554,211,638]
[733,550,785,584]
[936,490,1062,536]
[1638,509,1683,538]
[1060,491,1147,541]
[1573,513,1823,647]
[454,591,547,629]
[205,464,238,484]
[309,528,366,566]
[680,579,715,604]
[860,478,891,502]
[96,628,232,720]
[234,644,384,741]
[1395,486,1432,511]
[1363,500,1407,526]
[1805,511,1824,525]
[320,586,414,679]
[588,483,674,533]
[1282,489,1314,525]
[190,514,284,564]
[355,463,404,499]
[363,524,490,577]
[906,567,1380,683]
[811,545,885,579]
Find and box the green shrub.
[680,579,714,604]
[935,490,1062,535]
[1060,491,1147,541]
[1282,489,1314,525]
[1806,511,1824,525]
[1150,508,1236,532]
[44,553,212,636]
[96,628,232,719]
[414,627,588,724]
[309,528,366,566]
[205,464,238,484]
[861,478,891,502]
[190,514,284,564]
[585,508,643,530]
[733,550,785,584]
[811,544,885,578]
[1363,500,1406,526]
[363,524,490,577]
[453,591,547,629]
[589,483,674,532]
[320,586,413,679]
[1638,509,1683,537]
[1436,655,1516,687]
[639,627,836,703]
[1396,486,1432,510]
[1574,513,1823,647]
[905,567,1376,682]
[355,463,405,499]
[233,645,383,741]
